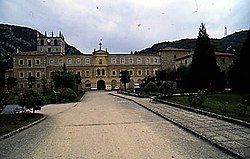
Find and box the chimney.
[16,48,19,53]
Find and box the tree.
[119,70,131,91]
[6,77,17,90]
[189,23,224,91]
[176,66,189,90]
[41,75,47,95]
[18,90,45,113]
[75,73,82,93]
[51,65,76,91]
[27,76,36,88]
[159,81,174,97]
[228,29,250,92]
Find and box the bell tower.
[37,31,66,54]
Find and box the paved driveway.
[0,91,232,158]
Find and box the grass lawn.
[167,93,250,122]
[0,113,44,136]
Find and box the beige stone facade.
[12,34,161,91]
[10,33,234,91]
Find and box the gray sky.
[0,0,249,53]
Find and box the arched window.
[102,69,105,75]
[41,39,44,45]
[97,69,101,76]
[54,39,58,46]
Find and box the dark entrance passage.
[97,80,105,90]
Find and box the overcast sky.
[0,0,249,53]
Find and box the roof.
[173,54,193,61]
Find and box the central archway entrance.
[97,80,105,90]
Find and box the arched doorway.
[97,80,105,90]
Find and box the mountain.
[0,24,82,70]
[136,30,248,55]
[0,24,81,56]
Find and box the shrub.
[237,95,250,116]
[159,81,174,97]
[59,88,77,103]
[188,94,206,107]
[18,90,45,113]
[144,81,159,95]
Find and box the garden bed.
[164,93,250,122]
[0,113,44,136]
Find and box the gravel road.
[0,91,232,159]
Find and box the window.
[19,59,24,65]
[137,58,142,64]
[85,58,90,64]
[48,48,51,52]
[49,59,54,65]
[20,83,24,89]
[27,71,32,77]
[36,71,41,78]
[120,58,125,64]
[99,59,102,64]
[111,58,116,64]
[54,39,58,46]
[19,72,24,78]
[185,59,187,64]
[76,71,81,75]
[129,70,133,76]
[154,58,158,64]
[76,58,81,65]
[28,59,32,67]
[58,58,63,65]
[50,71,54,77]
[129,58,133,64]
[97,69,101,76]
[37,84,40,89]
[35,59,40,65]
[67,58,72,65]
[85,70,90,77]
[146,70,150,75]
[145,58,150,64]
[154,69,158,75]
[112,70,116,76]
[174,54,176,59]
[102,69,105,75]
[138,70,142,76]
[41,39,44,45]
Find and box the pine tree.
[189,23,223,91]
[228,29,250,92]
[119,70,131,91]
